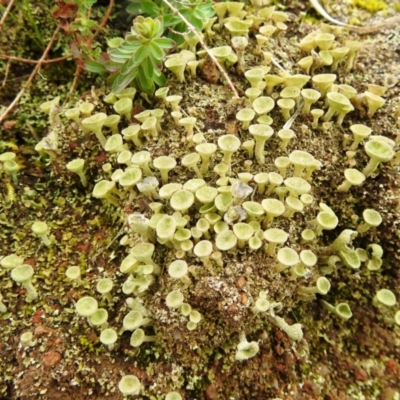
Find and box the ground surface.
[0,1,400,399]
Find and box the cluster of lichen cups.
[0,151,20,184]
[0,221,57,307]
[2,2,399,397]
[60,61,393,367]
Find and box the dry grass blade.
[0,0,15,32]
[309,0,400,33]
[161,0,240,99]
[0,25,61,125]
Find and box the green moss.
[79,336,98,353]
[353,0,387,13]
[1,1,400,398]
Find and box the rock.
[42,350,61,367]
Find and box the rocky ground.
[0,0,400,399]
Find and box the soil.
[0,1,400,400]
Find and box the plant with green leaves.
[105,16,175,94]
[69,0,99,37]
[52,0,108,79]
[126,0,215,45]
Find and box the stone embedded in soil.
[353,367,369,381]
[205,383,217,399]
[34,325,53,337]
[32,309,45,324]
[42,350,61,367]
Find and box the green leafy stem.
[84,0,215,94]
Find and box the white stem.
[160,0,239,99]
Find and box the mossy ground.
[1,1,400,399]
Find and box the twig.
[0,54,71,64]
[270,56,285,72]
[1,60,11,88]
[64,64,83,105]
[91,0,114,44]
[0,25,61,125]
[160,0,240,99]
[309,0,400,34]
[283,99,304,130]
[64,0,115,105]
[0,0,15,32]
[173,0,205,6]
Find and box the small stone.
[240,293,248,306]
[34,325,52,337]
[236,276,246,289]
[205,383,217,399]
[3,120,18,130]
[226,120,238,135]
[227,305,237,313]
[385,359,399,374]
[202,55,220,84]
[354,367,369,381]
[42,350,61,367]
[32,309,45,324]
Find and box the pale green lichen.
[353,0,387,13]
[1,1,399,398]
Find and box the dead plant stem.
[160,0,240,99]
[64,0,115,104]
[0,0,15,32]
[0,25,61,125]
[0,54,71,65]
[1,60,11,88]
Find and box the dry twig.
[309,0,400,34]
[1,60,11,88]
[161,0,240,99]
[91,0,114,43]
[64,0,115,104]
[0,25,61,125]
[0,54,71,65]
[0,0,15,32]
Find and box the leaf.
[143,2,160,16]
[78,0,97,11]
[117,46,140,57]
[119,56,137,76]
[163,13,181,28]
[188,16,203,31]
[154,17,164,38]
[199,1,215,18]
[108,48,132,61]
[125,3,141,15]
[84,60,107,74]
[52,2,78,20]
[107,37,125,49]
[153,70,166,87]
[153,37,174,49]
[140,57,154,80]
[98,52,109,64]
[120,40,142,51]
[107,73,118,86]
[126,0,160,17]
[180,7,205,30]
[104,60,123,72]
[134,17,156,38]
[112,70,137,93]
[134,45,149,64]
[108,55,129,65]
[84,19,96,28]
[137,66,155,94]
[167,22,187,45]
[193,8,207,20]
[146,52,160,69]
[148,41,164,60]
